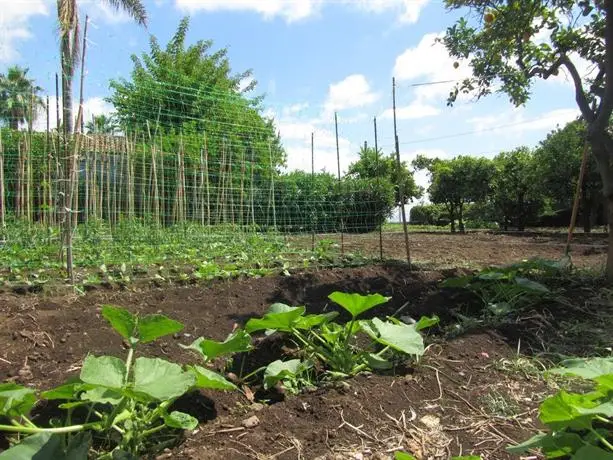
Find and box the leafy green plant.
[508,357,613,458]
[442,258,556,321]
[262,359,316,395]
[245,292,438,379]
[0,305,236,459]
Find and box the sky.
[0,0,590,209]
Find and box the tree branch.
[561,56,596,123]
[592,0,613,136]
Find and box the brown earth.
[294,230,608,269]
[0,263,573,459]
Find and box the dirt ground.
[298,230,608,269]
[0,263,573,460]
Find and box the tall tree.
[413,155,494,232]
[440,0,613,279]
[85,114,119,134]
[0,66,44,130]
[346,144,422,207]
[491,146,543,231]
[57,0,146,135]
[535,118,603,232]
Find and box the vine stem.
[0,421,100,435]
[591,428,613,452]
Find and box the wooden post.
[392,77,411,268]
[334,112,344,255]
[311,132,315,250]
[566,140,590,254]
[374,117,383,260]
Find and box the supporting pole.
[565,140,590,255]
[392,77,411,268]
[311,131,315,251]
[334,112,344,255]
[374,116,383,260]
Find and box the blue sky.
[0,0,588,198]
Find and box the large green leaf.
[245,305,306,333]
[41,381,84,401]
[132,357,195,401]
[571,445,613,460]
[263,359,311,389]
[0,433,61,460]
[188,365,237,391]
[0,383,36,417]
[360,318,424,356]
[102,305,135,340]
[507,432,583,457]
[138,314,184,344]
[328,292,390,318]
[0,431,90,460]
[539,391,594,431]
[515,277,550,293]
[549,358,613,380]
[294,312,339,330]
[80,387,123,405]
[80,355,126,389]
[183,329,252,361]
[164,410,199,430]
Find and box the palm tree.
[57,0,147,135]
[85,114,119,134]
[0,66,44,130]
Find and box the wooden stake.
[334,112,344,254]
[374,117,383,260]
[392,77,411,268]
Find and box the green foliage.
[0,65,44,130]
[346,145,423,205]
[0,306,235,459]
[246,292,438,378]
[535,119,602,232]
[509,357,613,458]
[181,329,253,363]
[441,258,561,324]
[491,147,543,231]
[409,203,449,226]
[413,155,495,232]
[263,359,315,395]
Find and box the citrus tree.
[441,0,613,280]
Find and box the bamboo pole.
[392,77,411,267]
[334,112,344,254]
[204,132,210,226]
[0,130,4,229]
[374,117,383,260]
[566,140,590,254]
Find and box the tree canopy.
[346,144,422,206]
[0,66,44,131]
[413,155,495,232]
[440,0,613,279]
[491,146,543,231]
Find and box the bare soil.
[0,263,575,459]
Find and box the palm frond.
[105,0,148,26]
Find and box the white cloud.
[467,107,580,137]
[267,105,356,174]
[323,74,379,117]
[393,32,472,103]
[380,101,440,120]
[0,0,49,62]
[175,0,429,24]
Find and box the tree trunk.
[458,204,465,233]
[582,198,593,233]
[607,196,613,283]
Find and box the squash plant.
[245,292,438,379]
[0,305,236,459]
[508,357,613,459]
